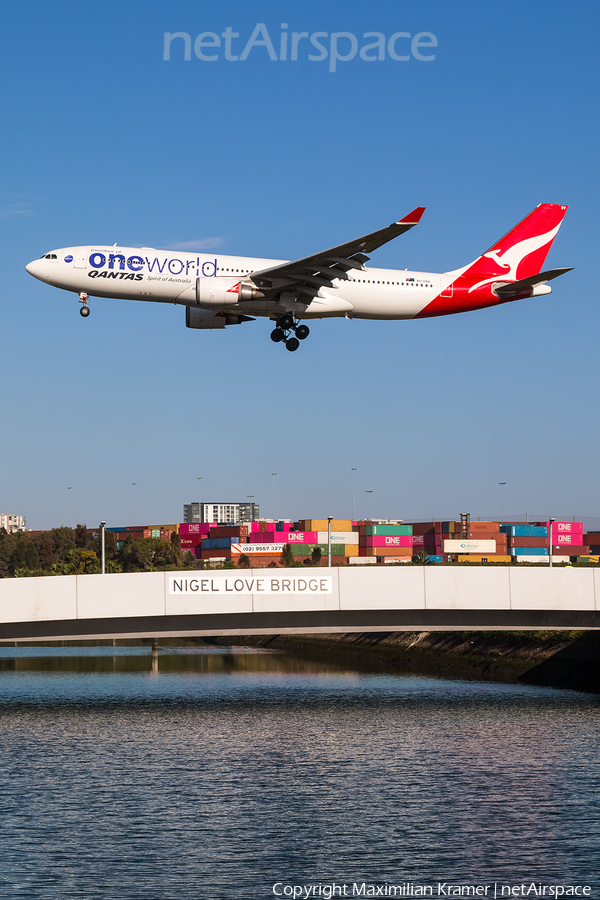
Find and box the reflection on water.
[0,642,598,900]
[0,640,353,676]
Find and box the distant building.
[0,514,27,533]
[183,501,259,525]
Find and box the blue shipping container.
[501,525,548,537]
[512,547,548,555]
[202,537,236,549]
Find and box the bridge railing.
[0,565,598,629]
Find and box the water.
[0,643,598,900]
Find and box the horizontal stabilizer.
[493,267,573,298]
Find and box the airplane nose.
[26,259,43,278]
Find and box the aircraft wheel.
[278,314,294,330]
[270,328,285,343]
[296,324,310,340]
[286,337,300,352]
[80,306,90,318]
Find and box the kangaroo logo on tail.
[468,222,563,293]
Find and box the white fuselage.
[26,245,451,320]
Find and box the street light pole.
[366,490,373,519]
[327,516,332,567]
[131,483,136,526]
[67,487,72,528]
[272,473,277,520]
[351,468,357,520]
[197,477,202,523]
[499,483,506,520]
[100,521,106,574]
[549,517,555,568]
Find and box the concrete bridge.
[1,566,600,642]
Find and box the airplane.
[25,203,572,351]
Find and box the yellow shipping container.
[304,519,353,532]
[458,555,511,563]
[345,544,359,557]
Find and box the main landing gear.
[270,315,310,352]
[79,293,90,318]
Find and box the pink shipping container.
[365,535,413,548]
[285,531,319,543]
[179,523,214,536]
[553,533,585,544]
[542,522,583,534]
[249,531,318,544]
[179,535,204,549]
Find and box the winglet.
[397,207,426,225]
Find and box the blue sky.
[1,0,598,529]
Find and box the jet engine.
[185,308,255,329]
[196,277,264,308]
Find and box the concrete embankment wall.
[224,631,600,694]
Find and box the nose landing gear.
[79,293,90,318]
[270,316,310,351]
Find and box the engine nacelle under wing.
[196,277,265,309]
[185,308,255,330]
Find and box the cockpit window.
[40,253,58,260]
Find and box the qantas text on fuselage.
[25,204,572,352]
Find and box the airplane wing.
[248,207,426,301]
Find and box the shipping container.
[506,536,548,547]
[179,535,203,549]
[179,523,213,536]
[577,556,600,563]
[362,535,413,548]
[348,557,378,565]
[359,524,413,536]
[200,549,232,559]
[457,555,512,563]
[443,539,497,553]
[302,519,353,532]
[345,545,359,557]
[501,525,548,537]
[209,526,249,538]
[381,557,412,563]
[317,532,359,544]
[514,555,570,564]
[408,522,443,534]
[248,531,316,544]
[286,531,319,544]
[363,546,411,557]
[553,533,585,545]
[512,547,548,556]
[468,522,501,533]
[550,545,589,556]
[231,543,285,556]
[202,537,237,550]
[541,521,583,534]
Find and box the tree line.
[0,527,201,577]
